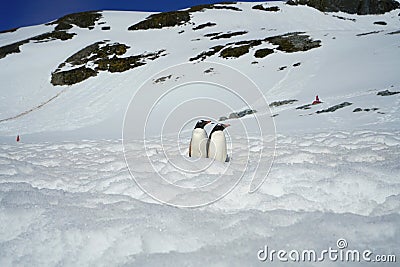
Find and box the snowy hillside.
[0,1,400,266]
[0,1,399,139]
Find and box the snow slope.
[0,2,399,139]
[0,1,400,266]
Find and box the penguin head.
[210,123,230,135]
[194,120,211,129]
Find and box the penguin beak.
[206,120,212,124]
[223,124,231,128]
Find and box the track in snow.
[0,88,67,123]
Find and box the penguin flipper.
[206,138,210,158]
[189,139,192,157]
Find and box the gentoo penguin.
[189,120,211,158]
[207,123,230,162]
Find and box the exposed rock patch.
[252,5,280,12]
[191,32,320,61]
[0,11,98,59]
[220,44,252,58]
[188,3,242,12]
[220,39,263,58]
[353,107,379,112]
[332,15,356,21]
[209,31,248,40]
[204,67,215,74]
[128,11,191,30]
[153,75,172,84]
[0,28,18,34]
[193,22,217,31]
[265,32,321,53]
[51,41,166,86]
[0,40,29,59]
[269,99,298,107]
[356,30,382,36]
[47,11,102,30]
[296,103,313,110]
[32,31,76,43]
[128,3,241,31]
[254,48,274,58]
[51,66,97,86]
[61,41,128,67]
[204,32,223,38]
[286,0,400,15]
[377,89,400,96]
[189,45,225,61]
[219,109,257,121]
[0,31,75,59]
[387,30,400,35]
[316,102,352,114]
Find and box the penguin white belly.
[190,129,208,158]
[208,131,227,162]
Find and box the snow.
[0,1,399,266]
[0,131,399,265]
[0,2,399,139]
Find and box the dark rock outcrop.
[316,102,353,114]
[219,109,257,121]
[188,3,241,12]
[209,31,248,40]
[189,45,225,61]
[193,22,217,31]
[269,99,298,107]
[0,31,75,59]
[286,0,400,15]
[266,32,321,53]
[220,44,252,58]
[128,11,191,30]
[47,11,102,30]
[128,3,241,31]
[373,21,387,25]
[51,41,166,86]
[253,5,280,12]
[0,11,98,59]
[191,32,320,61]
[51,66,97,86]
[377,89,400,96]
[254,48,274,58]
[353,107,379,112]
[0,28,18,34]
[0,40,28,59]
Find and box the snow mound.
[0,131,399,265]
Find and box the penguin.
[189,120,211,158]
[207,123,230,162]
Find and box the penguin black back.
[209,123,228,138]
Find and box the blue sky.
[0,0,278,32]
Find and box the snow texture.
[0,1,399,266]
